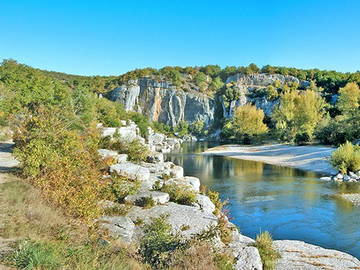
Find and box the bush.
[104,138,150,163]
[135,197,156,208]
[102,175,140,203]
[13,107,103,219]
[140,215,185,268]
[202,187,226,216]
[255,231,280,270]
[162,184,197,205]
[330,141,360,174]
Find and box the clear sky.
[1,0,359,76]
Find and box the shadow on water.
[167,142,360,259]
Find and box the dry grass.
[0,175,147,270]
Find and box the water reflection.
[167,142,360,259]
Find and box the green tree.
[272,89,326,142]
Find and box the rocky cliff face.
[107,74,310,127]
[222,73,310,118]
[107,78,216,127]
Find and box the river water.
[166,142,360,258]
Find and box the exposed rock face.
[126,203,218,239]
[228,231,263,270]
[274,240,360,270]
[98,216,135,243]
[110,163,150,182]
[107,78,216,127]
[223,73,309,118]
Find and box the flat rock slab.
[274,240,360,270]
[124,191,170,205]
[110,162,150,182]
[126,202,218,238]
[98,216,135,243]
[164,176,201,192]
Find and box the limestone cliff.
[222,73,310,118]
[107,73,310,127]
[107,78,216,127]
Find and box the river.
[166,142,360,258]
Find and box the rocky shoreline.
[95,123,360,269]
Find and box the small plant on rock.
[255,231,280,270]
[135,197,156,209]
[161,183,197,205]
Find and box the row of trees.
[224,82,360,145]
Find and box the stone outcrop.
[222,73,309,118]
[274,240,360,270]
[96,121,360,269]
[107,78,216,127]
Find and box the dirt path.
[0,141,19,270]
[204,144,336,175]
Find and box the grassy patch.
[161,184,197,206]
[254,231,280,270]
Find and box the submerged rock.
[274,240,360,270]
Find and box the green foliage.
[316,113,360,145]
[140,215,185,268]
[10,239,144,270]
[12,240,62,270]
[337,82,360,116]
[104,138,150,162]
[202,187,225,216]
[255,231,280,270]
[189,119,206,136]
[102,175,141,203]
[330,141,360,174]
[13,107,103,219]
[135,196,156,208]
[174,120,190,137]
[272,89,326,143]
[162,183,197,205]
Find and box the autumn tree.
[231,104,268,142]
[337,82,360,115]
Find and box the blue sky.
[1,0,359,75]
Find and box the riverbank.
[203,144,337,175]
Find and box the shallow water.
[167,142,360,258]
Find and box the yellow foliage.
[233,104,268,136]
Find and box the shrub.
[102,175,140,203]
[105,139,150,163]
[13,107,103,219]
[255,231,280,270]
[203,187,226,216]
[135,197,156,208]
[162,184,197,205]
[12,240,62,270]
[140,215,185,268]
[217,214,234,244]
[330,141,360,174]
[170,240,235,270]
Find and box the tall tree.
[337,82,360,115]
